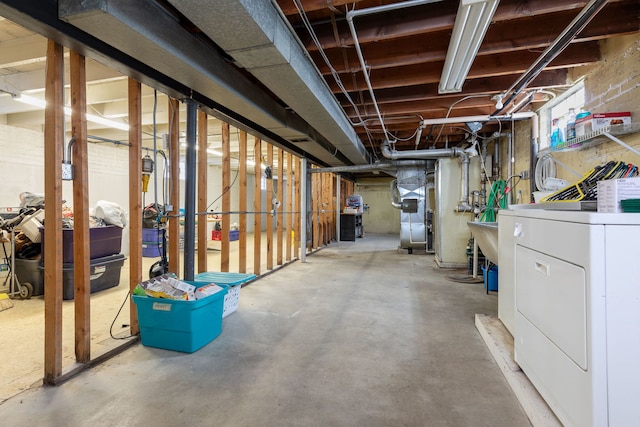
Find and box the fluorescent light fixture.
[179,142,223,157]
[13,94,129,131]
[438,0,500,94]
[12,94,46,109]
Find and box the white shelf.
[538,123,640,157]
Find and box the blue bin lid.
[194,272,257,286]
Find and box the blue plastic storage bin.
[132,282,227,353]
[142,228,163,257]
[482,265,498,292]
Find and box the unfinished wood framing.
[313,168,320,249]
[127,78,142,335]
[43,40,64,384]
[70,51,91,363]
[238,130,248,273]
[285,152,293,262]
[276,148,284,266]
[266,143,274,270]
[197,109,208,273]
[294,157,301,257]
[253,137,262,275]
[168,98,180,275]
[221,121,231,272]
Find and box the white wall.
[0,123,132,254]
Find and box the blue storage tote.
[482,265,498,292]
[142,228,163,258]
[132,283,227,353]
[194,272,256,318]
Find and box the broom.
[0,293,14,311]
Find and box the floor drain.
[447,275,484,284]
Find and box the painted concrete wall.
[354,177,399,234]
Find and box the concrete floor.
[0,234,530,426]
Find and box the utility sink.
[467,222,499,265]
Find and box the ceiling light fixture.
[13,93,129,131]
[438,0,500,94]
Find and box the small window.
[538,81,585,149]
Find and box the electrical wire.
[109,291,136,340]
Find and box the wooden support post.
[266,143,274,270]
[253,137,262,275]
[294,157,301,258]
[197,109,208,273]
[276,148,284,266]
[323,173,329,245]
[330,174,340,241]
[285,152,293,262]
[313,169,320,249]
[128,78,142,335]
[43,40,64,384]
[70,51,91,363]
[238,130,248,273]
[168,98,180,275]
[221,121,231,272]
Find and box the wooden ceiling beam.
[299,0,626,51]
[326,42,599,92]
[312,2,637,74]
[338,71,568,106]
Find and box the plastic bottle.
[550,118,563,148]
[566,108,576,141]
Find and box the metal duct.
[310,159,428,174]
[380,144,472,212]
[58,0,362,166]
[164,0,369,165]
[395,166,430,250]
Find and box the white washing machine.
[500,209,640,427]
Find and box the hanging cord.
[109,291,136,340]
[535,153,557,191]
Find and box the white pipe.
[348,0,443,18]
[345,14,388,140]
[346,0,444,142]
[420,112,535,126]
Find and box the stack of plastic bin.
[39,226,125,299]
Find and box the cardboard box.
[597,177,640,213]
[575,112,631,137]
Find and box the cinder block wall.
[511,33,640,202]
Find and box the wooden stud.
[221,121,231,272]
[313,169,320,249]
[168,98,180,275]
[276,148,284,265]
[197,109,208,273]
[266,143,274,270]
[238,130,248,273]
[253,137,262,275]
[331,175,340,242]
[294,157,301,257]
[70,51,91,362]
[285,152,293,262]
[128,78,142,335]
[43,40,64,384]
